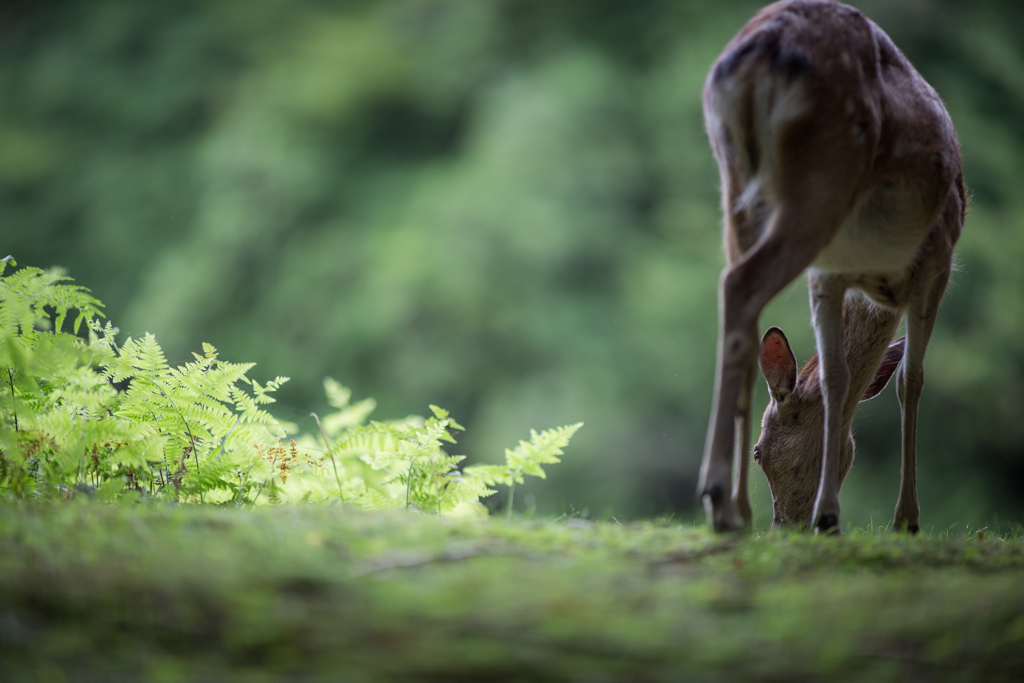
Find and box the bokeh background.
[5,0,1024,529]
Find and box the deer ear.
[861,336,905,401]
[760,327,797,403]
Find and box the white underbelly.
[811,183,932,275]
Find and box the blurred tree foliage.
[4,0,1024,525]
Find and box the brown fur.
[697,0,965,533]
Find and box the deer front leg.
[700,213,829,532]
[809,273,849,535]
[895,267,950,533]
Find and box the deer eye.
[753,445,762,465]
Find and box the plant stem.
[251,469,272,506]
[506,465,525,522]
[312,413,345,503]
[7,368,18,432]
[405,456,418,510]
[182,417,203,504]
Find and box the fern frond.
[497,423,583,519]
[504,423,583,484]
[322,397,376,437]
[229,386,275,426]
[0,264,104,338]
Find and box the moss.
[1,501,1022,681]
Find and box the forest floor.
[1,502,1023,682]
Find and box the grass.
[1,501,1023,682]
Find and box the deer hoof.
[894,508,920,534]
[702,485,745,532]
[814,513,840,535]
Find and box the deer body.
[697,0,966,533]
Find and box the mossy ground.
[1,502,1022,682]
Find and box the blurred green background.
[4,0,1023,528]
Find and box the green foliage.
[463,423,584,519]
[9,0,1023,525]
[0,262,579,515]
[0,258,292,503]
[285,384,583,518]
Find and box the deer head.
[754,326,905,527]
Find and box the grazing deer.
[696,0,966,533]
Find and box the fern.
[0,256,104,338]
[463,423,584,519]
[0,260,581,517]
[0,261,292,503]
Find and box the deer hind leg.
[894,261,951,533]
[700,206,841,531]
[699,165,761,531]
[808,273,850,534]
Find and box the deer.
[696,0,966,534]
